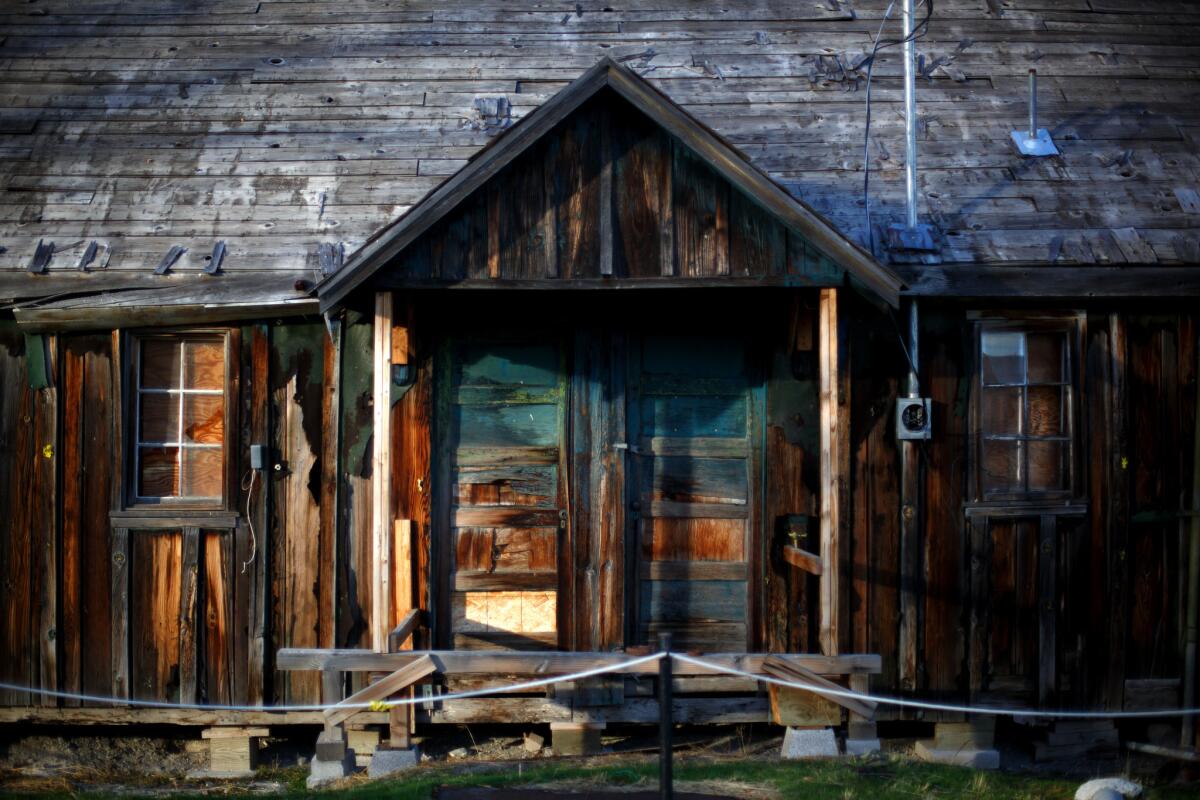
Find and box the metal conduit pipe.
[902,0,919,231]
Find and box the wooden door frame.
[430,331,572,651]
[621,330,767,653]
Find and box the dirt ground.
[0,723,1196,797]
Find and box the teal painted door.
[627,334,762,652]
[438,338,568,650]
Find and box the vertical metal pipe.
[907,299,920,398]
[659,632,673,800]
[902,0,919,230]
[1028,69,1038,139]
[1182,331,1200,748]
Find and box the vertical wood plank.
[372,292,394,652]
[660,143,675,277]
[179,526,200,704]
[60,341,84,706]
[246,324,270,705]
[392,300,431,627]
[111,527,130,700]
[968,515,991,696]
[818,288,840,656]
[600,329,627,650]
[1105,313,1130,709]
[599,107,614,277]
[571,329,598,650]
[554,103,601,280]
[486,182,500,280]
[203,531,236,705]
[922,312,968,699]
[35,335,57,706]
[673,145,729,277]
[836,294,852,654]
[320,320,341,650]
[729,192,786,278]
[0,328,33,706]
[81,337,114,697]
[611,106,669,279]
[393,520,414,647]
[1038,514,1058,707]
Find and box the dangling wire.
[241,468,258,574]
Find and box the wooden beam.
[763,655,876,720]
[0,707,382,727]
[818,287,840,656]
[371,292,394,653]
[782,544,823,575]
[324,654,437,728]
[276,649,882,676]
[387,609,425,656]
[899,265,1200,298]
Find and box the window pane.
[982,440,1021,494]
[981,386,1022,435]
[1028,440,1066,492]
[1027,332,1065,384]
[139,393,179,443]
[139,446,180,497]
[182,447,223,498]
[981,331,1025,385]
[1028,386,1063,436]
[140,340,180,389]
[184,339,224,390]
[183,395,224,445]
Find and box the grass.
[14,754,1197,800]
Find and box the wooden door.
[627,334,762,652]
[438,337,568,650]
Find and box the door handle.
[559,509,568,530]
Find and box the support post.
[371,292,394,653]
[818,288,841,656]
[898,299,921,691]
[658,632,673,800]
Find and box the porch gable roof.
[317,57,905,311]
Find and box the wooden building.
[0,0,1198,750]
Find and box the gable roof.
[317,57,905,309]
[2,0,1199,323]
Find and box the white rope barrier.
[3,650,1200,721]
[671,653,1200,720]
[0,653,665,713]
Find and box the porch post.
[818,287,841,656]
[371,291,394,652]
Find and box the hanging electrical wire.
[861,0,935,250]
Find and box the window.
[130,333,229,506]
[975,320,1077,501]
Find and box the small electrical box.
[250,444,267,470]
[895,397,932,441]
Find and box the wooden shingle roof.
[3,0,1200,317]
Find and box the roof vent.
[1011,69,1058,156]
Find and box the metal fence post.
[659,632,673,800]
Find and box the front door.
[627,334,762,652]
[438,337,568,650]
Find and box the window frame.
[122,328,237,511]
[970,314,1083,504]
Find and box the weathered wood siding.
[379,92,842,288]
[847,306,1200,713]
[0,317,346,708]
